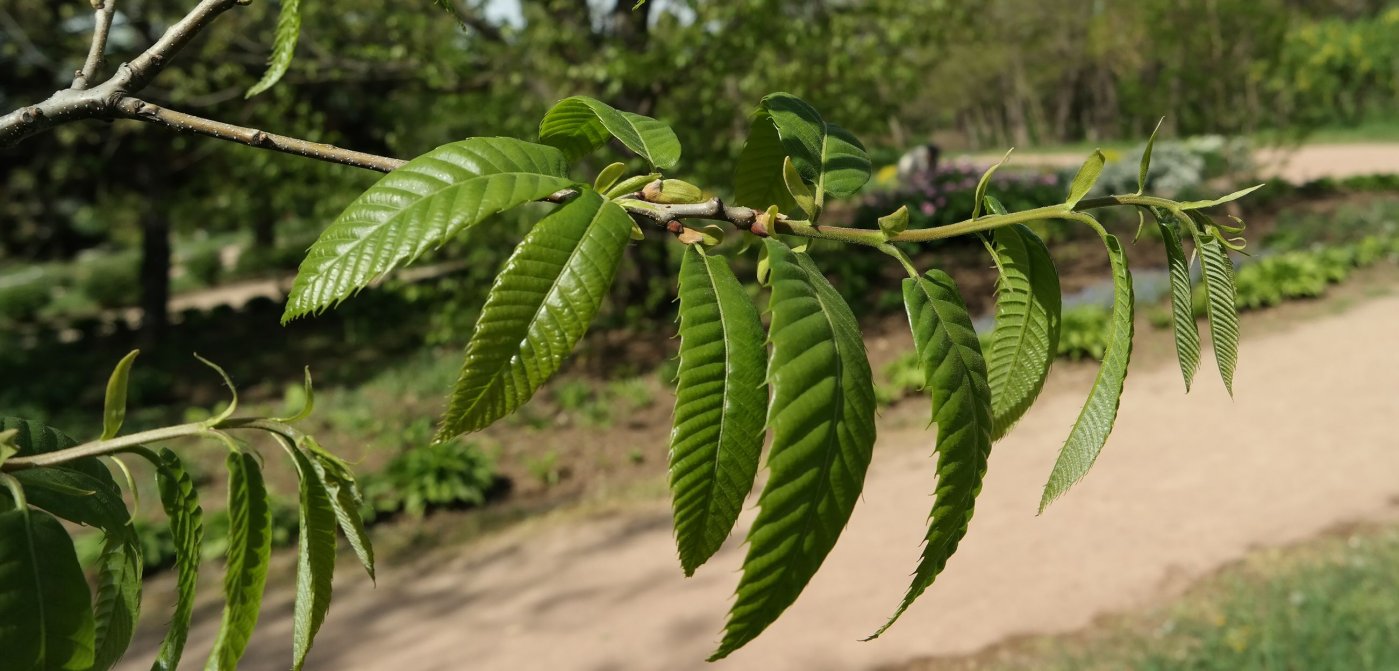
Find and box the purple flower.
[921,201,936,216]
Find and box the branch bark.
[72,0,119,90]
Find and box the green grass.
[980,527,1399,671]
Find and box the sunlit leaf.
[245,0,301,97]
[1158,214,1201,391]
[205,452,272,671]
[1197,231,1240,395]
[1064,150,1106,208]
[538,96,681,169]
[984,225,1061,441]
[669,246,767,576]
[972,149,1013,219]
[301,437,375,581]
[870,270,992,638]
[286,445,338,671]
[1177,184,1266,211]
[438,189,633,439]
[101,350,139,440]
[1137,118,1164,194]
[712,240,876,660]
[283,138,573,321]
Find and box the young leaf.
[669,246,768,576]
[101,349,139,440]
[592,161,627,193]
[972,149,1013,219]
[205,452,273,671]
[782,156,817,217]
[145,448,204,671]
[286,445,338,671]
[1064,150,1106,208]
[245,0,301,97]
[283,138,573,321]
[90,529,141,671]
[1197,233,1240,395]
[878,205,909,238]
[985,225,1062,441]
[301,438,375,581]
[712,241,877,661]
[0,506,96,671]
[438,189,633,440]
[1158,215,1201,391]
[1137,117,1164,194]
[870,270,993,638]
[1177,184,1266,211]
[1039,228,1134,511]
[538,96,681,169]
[733,111,800,214]
[758,93,871,199]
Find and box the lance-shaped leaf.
[205,452,272,671]
[1158,214,1201,391]
[1064,150,1106,208]
[711,241,877,661]
[438,190,633,439]
[0,506,96,671]
[245,0,301,97]
[972,149,1013,219]
[1039,229,1134,511]
[758,93,871,199]
[1137,118,1164,194]
[283,138,573,321]
[90,529,141,671]
[538,96,681,169]
[301,438,375,581]
[985,225,1062,441]
[287,445,338,671]
[870,270,993,638]
[101,349,139,440]
[1197,233,1240,395]
[668,246,767,576]
[142,448,204,671]
[1177,184,1265,211]
[733,111,799,213]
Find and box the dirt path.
[116,282,1399,671]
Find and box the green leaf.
[782,156,817,217]
[1039,229,1134,511]
[244,0,301,98]
[1158,214,1201,391]
[437,190,633,439]
[283,138,573,321]
[90,529,141,671]
[757,93,871,199]
[1137,118,1164,194]
[101,350,139,440]
[1,418,113,486]
[733,111,799,214]
[205,452,272,671]
[711,240,877,661]
[300,437,374,581]
[1197,233,1240,395]
[538,96,681,169]
[287,446,338,671]
[1064,150,1106,208]
[145,448,204,671]
[14,467,128,533]
[985,225,1062,441]
[870,270,992,638]
[0,507,96,671]
[1177,184,1266,211]
[972,149,1013,219]
[669,246,768,576]
[592,162,627,193]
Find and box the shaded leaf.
[711,240,876,660]
[301,438,375,581]
[287,446,338,671]
[669,246,767,576]
[283,138,573,321]
[245,0,301,97]
[985,225,1062,441]
[146,448,204,671]
[0,507,96,671]
[205,452,272,671]
[90,530,141,671]
[438,190,633,439]
[758,93,871,199]
[1039,229,1133,511]
[538,96,681,169]
[870,270,992,638]
[1197,232,1240,395]
[1158,214,1201,391]
[733,111,799,214]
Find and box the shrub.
[856,160,1067,232]
[75,251,141,309]
[362,439,499,520]
[1057,305,1112,362]
[0,266,57,323]
[180,245,224,287]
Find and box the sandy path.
[117,286,1399,671]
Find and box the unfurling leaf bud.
[878,206,909,239]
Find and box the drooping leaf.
[245,0,301,97]
[283,138,573,321]
[733,111,799,214]
[538,96,681,169]
[145,448,204,671]
[984,225,1062,441]
[101,349,139,440]
[1137,118,1164,194]
[300,437,375,581]
[711,240,877,661]
[1177,184,1266,211]
[438,190,633,439]
[757,93,871,199]
[870,270,993,638]
[1158,214,1201,391]
[1064,150,1106,208]
[205,451,272,671]
[669,246,767,576]
[1197,233,1240,395]
[1039,229,1134,511]
[90,529,141,671]
[286,446,338,671]
[0,507,96,671]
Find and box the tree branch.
[72,0,119,90]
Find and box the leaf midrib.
[697,257,736,543]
